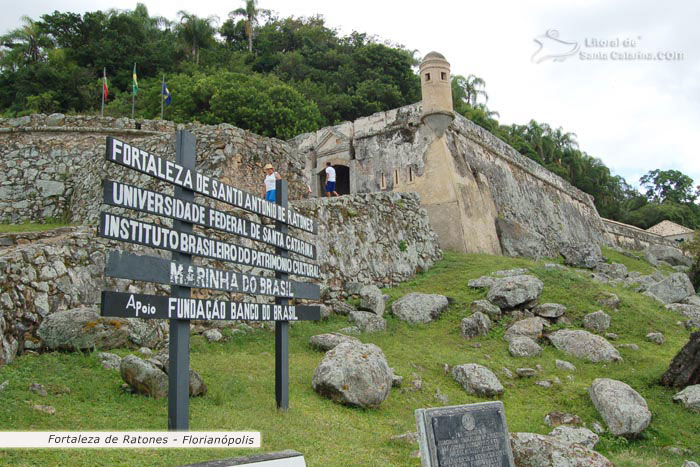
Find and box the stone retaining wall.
[0,191,441,367]
[602,218,677,250]
[0,114,309,224]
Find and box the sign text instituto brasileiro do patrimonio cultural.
[98,131,320,430]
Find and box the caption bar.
[0,432,260,449]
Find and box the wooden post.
[168,130,195,430]
[274,179,289,410]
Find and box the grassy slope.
[0,249,698,466]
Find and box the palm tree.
[177,11,219,65]
[474,103,500,119]
[451,74,489,108]
[0,16,51,66]
[229,0,269,53]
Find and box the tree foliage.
[0,7,418,136]
[640,169,699,204]
[1,5,696,232]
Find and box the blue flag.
[162,81,171,106]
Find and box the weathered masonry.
[289,52,609,257]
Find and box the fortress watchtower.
[419,51,454,136]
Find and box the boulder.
[594,262,628,279]
[188,369,208,397]
[451,363,503,397]
[680,295,700,306]
[504,317,547,342]
[583,311,611,334]
[508,337,542,357]
[120,349,208,399]
[311,342,392,408]
[673,385,700,413]
[391,293,448,324]
[37,307,129,351]
[120,355,169,399]
[203,329,223,343]
[548,330,622,362]
[645,332,665,345]
[331,301,355,316]
[666,304,700,328]
[460,312,492,338]
[98,352,121,370]
[533,303,566,318]
[125,319,167,349]
[509,432,613,467]
[496,218,549,260]
[555,360,577,372]
[548,426,599,449]
[544,412,582,427]
[646,244,692,267]
[487,275,543,309]
[348,310,386,333]
[661,332,700,388]
[646,273,695,304]
[588,378,651,437]
[309,333,361,351]
[596,292,620,309]
[516,368,536,378]
[470,300,501,321]
[30,383,47,397]
[358,285,385,316]
[560,243,603,269]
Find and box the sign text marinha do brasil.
[98,132,320,429]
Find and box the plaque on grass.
[415,402,514,467]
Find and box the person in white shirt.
[325,162,339,197]
[263,163,281,202]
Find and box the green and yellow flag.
[132,63,138,96]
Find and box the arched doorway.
[318,164,350,196]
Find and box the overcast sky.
[2,0,698,189]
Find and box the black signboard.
[415,402,515,467]
[101,291,321,321]
[98,212,319,279]
[105,136,316,233]
[103,180,316,259]
[105,251,320,300]
[99,131,320,430]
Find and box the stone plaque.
[415,402,514,467]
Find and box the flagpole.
[101,67,105,118]
[161,74,165,120]
[131,62,136,120]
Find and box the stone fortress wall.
[288,50,675,258]
[0,113,308,225]
[601,218,677,251]
[290,103,610,258]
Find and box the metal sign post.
[275,179,289,411]
[168,130,195,431]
